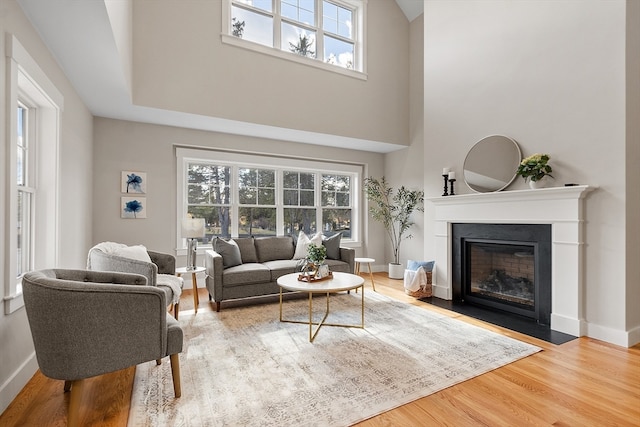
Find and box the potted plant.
[303,243,327,278]
[516,153,554,189]
[364,176,424,279]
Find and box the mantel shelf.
[428,185,596,205]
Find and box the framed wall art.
[121,196,147,219]
[122,171,146,194]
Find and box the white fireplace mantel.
[428,185,596,337]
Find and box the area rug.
[128,291,540,427]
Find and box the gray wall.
[0,0,94,412]
[422,0,639,347]
[131,0,410,147]
[384,14,425,269]
[92,118,386,267]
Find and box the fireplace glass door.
[465,241,536,317]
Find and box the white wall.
[92,118,387,267]
[0,0,94,413]
[131,0,410,147]
[423,0,638,346]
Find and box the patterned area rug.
[128,291,540,426]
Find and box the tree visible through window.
[229,0,360,70]
[182,156,357,244]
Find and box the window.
[223,0,366,76]
[16,103,34,279]
[5,34,63,314]
[177,148,361,250]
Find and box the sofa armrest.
[148,250,176,275]
[205,250,224,299]
[339,247,356,274]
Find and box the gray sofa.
[205,235,355,311]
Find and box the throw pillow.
[115,245,152,263]
[213,238,243,268]
[293,231,322,260]
[407,260,435,272]
[322,232,342,260]
[234,237,258,263]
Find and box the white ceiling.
[17,0,423,154]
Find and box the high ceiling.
[17,0,423,153]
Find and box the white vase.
[529,176,551,189]
[388,263,404,279]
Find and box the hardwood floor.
[2,272,639,426]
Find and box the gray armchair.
[22,269,183,427]
[87,244,183,318]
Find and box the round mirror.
[463,135,521,193]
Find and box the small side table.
[354,258,376,291]
[176,266,206,314]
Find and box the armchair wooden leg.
[170,353,182,398]
[156,359,162,365]
[64,380,72,392]
[174,302,179,319]
[216,301,221,312]
[67,379,85,427]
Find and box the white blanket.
[86,242,182,304]
[404,267,429,292]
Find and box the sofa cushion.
[263,259,299,281]
[322,232,342,260]
[255,236,294,262]
[213,238,242,268]
[222,263,271,287]
[293,231,322,260]
[234,237,258,263]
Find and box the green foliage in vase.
[364,176,424,265]
[516,153,554,182]
[307,243,326,264]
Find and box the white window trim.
[175,147,363,256]
[221,0,368,80]
[5,34,63,314]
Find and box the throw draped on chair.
[87,242,183,318]
[22,268,183,427]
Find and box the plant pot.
[388,263,404,279]
[529,176,551,189]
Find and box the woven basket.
[405,271,432,298]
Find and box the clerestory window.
[223,0,366,77]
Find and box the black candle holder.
[442,174,449,196]
[449,178,456,196]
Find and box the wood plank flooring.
[1,272,639,426]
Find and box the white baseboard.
[0,352,38,414]
[587,322,637,348]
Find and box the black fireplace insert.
[452,223,551,326]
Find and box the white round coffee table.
[277,272,365,342]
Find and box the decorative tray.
[297,271,333,283]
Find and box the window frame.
[5,34,63,314]
[221,0,368,80]
[176,147,362,255]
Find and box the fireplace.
[429,185,595,337]
[452,223,551,326]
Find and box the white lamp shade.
[181,218,205,238]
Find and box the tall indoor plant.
[364,176,424,279]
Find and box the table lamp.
[181,217,205,270]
